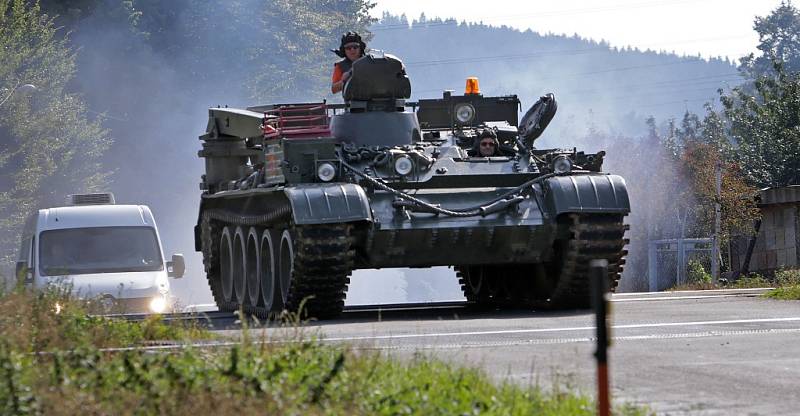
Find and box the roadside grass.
[667,267,800,300]
[0,286,211,352]
[763,285,800,300]
[765,268,800,300]
[0,288,652,415]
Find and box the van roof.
[36,205,156,231]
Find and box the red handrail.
[262,103,331,139]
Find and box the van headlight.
[149,296,168,314]
[317,162,337,182]
[394,156,414,176]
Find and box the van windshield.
[39,227,163,276]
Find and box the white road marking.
[320,317,800,342]
[611,294,759,302]
[341,328,800,350]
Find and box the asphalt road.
[216,288,800,415]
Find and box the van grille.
[67,193,115,205]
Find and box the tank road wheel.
[245,227,261,309]
[232,227,247,305]
[218,226,236,310]
[259,229,280,313]
[277,224,354,319]
[526,213,628,310]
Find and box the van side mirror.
[15,261,32,284]
[167,254,185,278]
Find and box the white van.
[15,193,185,314]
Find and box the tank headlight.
[454,103,476,124]
[553,156,572,174]
[149,296,168,314]
[317,162,337,182]
[394,156,414,176]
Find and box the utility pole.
[591,259,611,416]
[712,160,722,283]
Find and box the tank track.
[284,224,354,319]
[456,213,628,310]
[200,207,353,319]
[541,213,628,309]
[200,213,231,311]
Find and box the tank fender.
[194,198,210,252]
[284,183,372,225]
[541,174,630,216]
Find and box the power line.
[412,73,741,96]
[371,0,716,31]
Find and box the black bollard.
[590,259,610,416]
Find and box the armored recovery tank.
[195,52,630,319]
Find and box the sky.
[371,0,785,60]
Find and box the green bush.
[730,273,771,288]
[687,260,712,284]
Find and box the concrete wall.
[748,205,799,271]
[729,185,800,274]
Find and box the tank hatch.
[331,52,421,147]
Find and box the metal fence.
[648,238,712,291]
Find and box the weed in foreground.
[0,289,651,415]
[0,339,651,416]
[0,287,211,352]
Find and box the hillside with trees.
[369,13,739,142]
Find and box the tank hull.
[197,172,629,270]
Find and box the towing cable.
[340,159,558,218]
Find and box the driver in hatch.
[470,129,501,157]
[331,32,367,94]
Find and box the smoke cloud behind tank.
[53,1,411,307]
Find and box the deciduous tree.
[0,0,110,276]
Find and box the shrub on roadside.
[687,260,712,284]
[729,273,771,289]
[775,268,800,287]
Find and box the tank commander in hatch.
[331,31,366,94]
[471,129,501,157]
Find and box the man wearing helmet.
[470,129,501,157]
[331,32,366,94]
